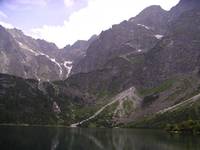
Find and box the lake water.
[0,126,199,150]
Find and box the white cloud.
[64,0,75,7]
[0,21,14,29]
[0,11,7,19]
[29,0,180,48]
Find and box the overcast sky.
[0,0,180,48]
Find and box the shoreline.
[0,123,199,135]
[0,123,69,128]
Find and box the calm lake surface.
[0,126,199,150]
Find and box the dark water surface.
[0,126,199,150]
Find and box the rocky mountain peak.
[132,5,169,34]
[169,0,200,21]
[0,25,19,51]
[71,4,170,74]
[136,5,166,17]
[179,0,199,4]
[176,0,200,9]
[7,28,24,38]
[71,40,88,49]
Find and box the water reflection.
[0,126,200,150]
[51,128,60,150]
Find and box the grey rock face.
[0,27,97,81]
[0,27,77,81]
[169,0,200,21]
[143,8,200,87]
[58,35,98,75]
[8,28,58,58]
[71,6,168,74]
[70,0,200,88]
[0,0,199,86]
[131,5,169,34]
[0,26,27,78]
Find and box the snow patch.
[64,61,72,66]
[18,42,39,56]
[50,58,63,77]
[39,52,63,78]
[17,41,69,79]
[63,61,73,78]
[137,49,142,52]
[155,34,164,39]
[35,73,41,82]
[137,24,150,30]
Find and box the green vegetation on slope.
[165,120,200,134]
[80,101,119,128]
[126,95,200,129]
[138,79,175,96]
[0,75,58,125]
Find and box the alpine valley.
[1,0,200,130]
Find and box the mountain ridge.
[0,0,200,128]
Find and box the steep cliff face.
[71,5,168,74]
[143,7,200,87]
[0,26,27,77]
[131,5,169,34]
[169,0,200,21]
[8,29,59,58]
[0,27,68,81]
[59,35,97,63]
[71,0,200,88]
[0,27,98,81]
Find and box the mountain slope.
[0,26,27,77]
[0,27,69,81]
[0,27,97,81]
[143,7,200,87]
[59,35,97,63]
[0,73,99,125]
[1,0,200,128]
[71,5,168,74]
[0,74,55,124]
[65,0,200,127]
